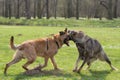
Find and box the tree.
[113,0,118,18]
[24,0,31,19]
[16,0,20,19]
[2,0,5,17]
[94,0,102,20]
[100,0,113,20]
[67,0,73,18]
[5,0,12,19]
[46,0,49,19]
[37,0,41,18]
[5,0,8,18]
[54,0,57,19]
[0,0,120,19]
[76,0,80,20]
[33,0,36,18]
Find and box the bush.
[0,17,120,27]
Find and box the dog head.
[54,28,70,46]
[59,28,70,46]
[67,30,85,43]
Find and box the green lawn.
[0,25,120,80]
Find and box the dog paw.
[24,69,41,75]
[112,67,118,71]
[111,66,118,71]
[76,68,81,73]
[33,67,41,71]
[4,73,7,76]
[85,67,90,70]
[76,70,80,73]
[54,68,62,71]
[73,69,77,72]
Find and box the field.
[0,19,120,80]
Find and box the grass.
[0,21,120,80]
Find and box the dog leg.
[105,57,117,70]
[73,56,81,72]
[86,58,97,69]
[50,56,59,70]
[34,57,49,70]
[104,53,118,71]
[4,58,22,75]
[41,57,49,69]
[87,61,91,69]
[77,58,88,73]
[22,58,35,71]
[99,51,118,71]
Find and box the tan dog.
[4,28,69,75]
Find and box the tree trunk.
[16,0,20,19]
[76,0,80,20]
[34,0,37,18]
[2,0,5,17]
[100,0,113,20]
[5,0,8,18]
[54,0,57,19]
[37,0,42,19]
[8,0,12,19]
[46,0,49,19]
[67,0,73,18]
[113,0,118,18]
[108,0,113,20]
[25,0,31,19]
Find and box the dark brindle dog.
[66,30,117,73]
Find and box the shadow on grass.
[14,69,74,80]
[14,69,112,80]
[79,70,111,80]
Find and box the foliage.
[0,25,120,80]
[0,0,119,19]
[0,17,120,27]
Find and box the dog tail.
[10,36,18,50]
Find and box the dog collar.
[55,40,60,49]
[46,39,49,50]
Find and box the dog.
[66,30,117,73]
[4,28,69,75]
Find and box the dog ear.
[78,31,84,38]
[64,28,67,32]
[72,31,77,36]
[68,30,71,33]
[59,31,65,35]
